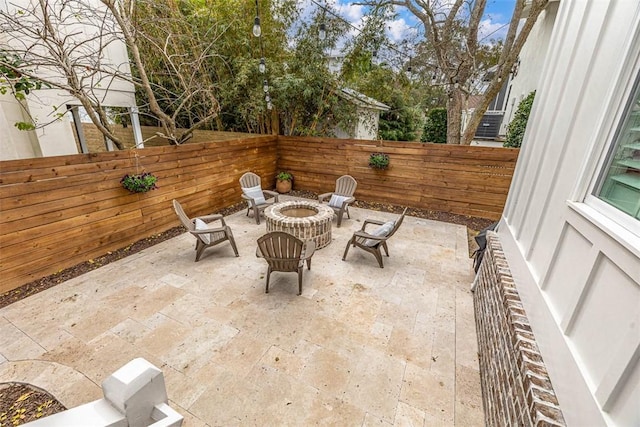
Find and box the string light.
[309,0,414,68]
[252,16,261,37]
[253,0,272,111]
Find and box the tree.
[359,0,549,144]
[0,0,221,148]
[0,49,51,130]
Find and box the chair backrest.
[385,208,408,240]
[335,175,357,197]
[240,172,262,189]
[257,232,303,271]
[173,199,195,232]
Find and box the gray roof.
[339,88,390,111]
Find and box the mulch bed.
[0,383,66,425]
[0,191,494,422]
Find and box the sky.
[326,0,517,44]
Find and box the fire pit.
[264,200,334,249]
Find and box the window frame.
[578,41,640,241]
[587,75,640,225]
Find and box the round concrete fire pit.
[265,200,334,249]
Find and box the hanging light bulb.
[319,22,326,41]
[267,101,273,110]
[263,80,269,93]
[252,16,261,37]
[265,94,271,103]
[259,58,266,73]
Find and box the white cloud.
[478,18,509,42]
[335,2,365,23]
[387,18,409,43]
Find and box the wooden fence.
[0,134,518,293]
[279,136,518,219]
[0,135,277,293]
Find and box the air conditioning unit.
[475,112,504,139]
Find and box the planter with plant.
[276,171,293,193]
[368,152,390,170]
[121,172,158,193]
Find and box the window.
[593,80,640,220]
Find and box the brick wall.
[473,232,566,426]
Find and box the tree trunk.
[446,90,464,145]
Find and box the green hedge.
[421,108,447,144]
[504,91,535,148]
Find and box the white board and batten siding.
[498,1,640,426]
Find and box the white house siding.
[499,1,560,136]
[498,1,640,426]
[1,0,137,159]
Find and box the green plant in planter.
[121,172,158,193]
[276,171,293,181]
[369,153,390,170]
[276,171,293,193]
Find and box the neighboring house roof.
[339,88,390,111]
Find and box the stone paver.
[0,197,483,426]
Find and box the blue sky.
[325,0,516,44]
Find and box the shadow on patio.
[0,197,483,426]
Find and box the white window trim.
[568,200,640,258]
[570,21,640,246]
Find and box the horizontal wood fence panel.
[0,135,278,293]
[0,132,516,293]
[279,136,517,220]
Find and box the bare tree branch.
[1,0,221,149]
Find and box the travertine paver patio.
[0,197,483,426]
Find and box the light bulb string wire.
[253,0,271,109]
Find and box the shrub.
[121,172,158,193]
[421,107,447,144]
[369,152,390,170]
[504,91,536,148]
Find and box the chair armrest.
[353,230,387,243]
[197,213,223,222]
[241,194,259,207]
[318,192,333,202]
[340,196,355,208]
[263,190,279,200]
[196,214,226,227]
[361,218,385,231]
[302,240,316,259]
[191,226,226,235]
